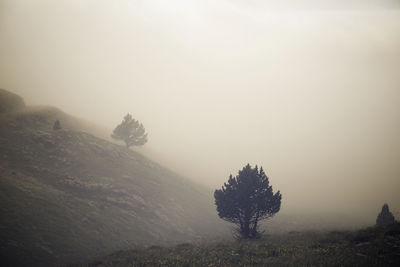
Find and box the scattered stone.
[355,242,370,247]
[356,253,367,257]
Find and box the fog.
[1,0,399,222]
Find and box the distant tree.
[376,203,395,226]
[214,164,282,239]
[53,119,61,130]
[112,113,148,148]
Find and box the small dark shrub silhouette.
[376,203,395,226]
[53,120,61,130]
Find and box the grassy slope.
[0,105,227,266]
[79,223,400,267]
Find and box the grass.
[79,223,400,267]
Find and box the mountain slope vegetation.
[80,222,400,267]
[0,89,227,266]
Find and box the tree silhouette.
[53,119,61,130]
[376,203,395,225]
[214,164,281,239]
[112,113,148,148]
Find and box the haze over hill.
[2,88,379,266]
[1,0,399,228]
[0,89,230,266]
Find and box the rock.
[376,203,395,226]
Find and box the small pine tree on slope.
[112,113,148,148]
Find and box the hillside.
[0,88,25,113]
[0,90,227,266]
[80,222,400,267]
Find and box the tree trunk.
[241,218,250,238]
[251,220,258,238]
[250,211,260,238]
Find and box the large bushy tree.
[214,164,282,239]
[112,113,148,148]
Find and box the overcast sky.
[1,0,399,220]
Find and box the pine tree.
[376,203,395,226]
[111,113,148,148]
[53,120,61,130]
[214,164,282,239]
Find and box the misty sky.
[1,0,399,220]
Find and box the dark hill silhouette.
[0,89,227,266]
